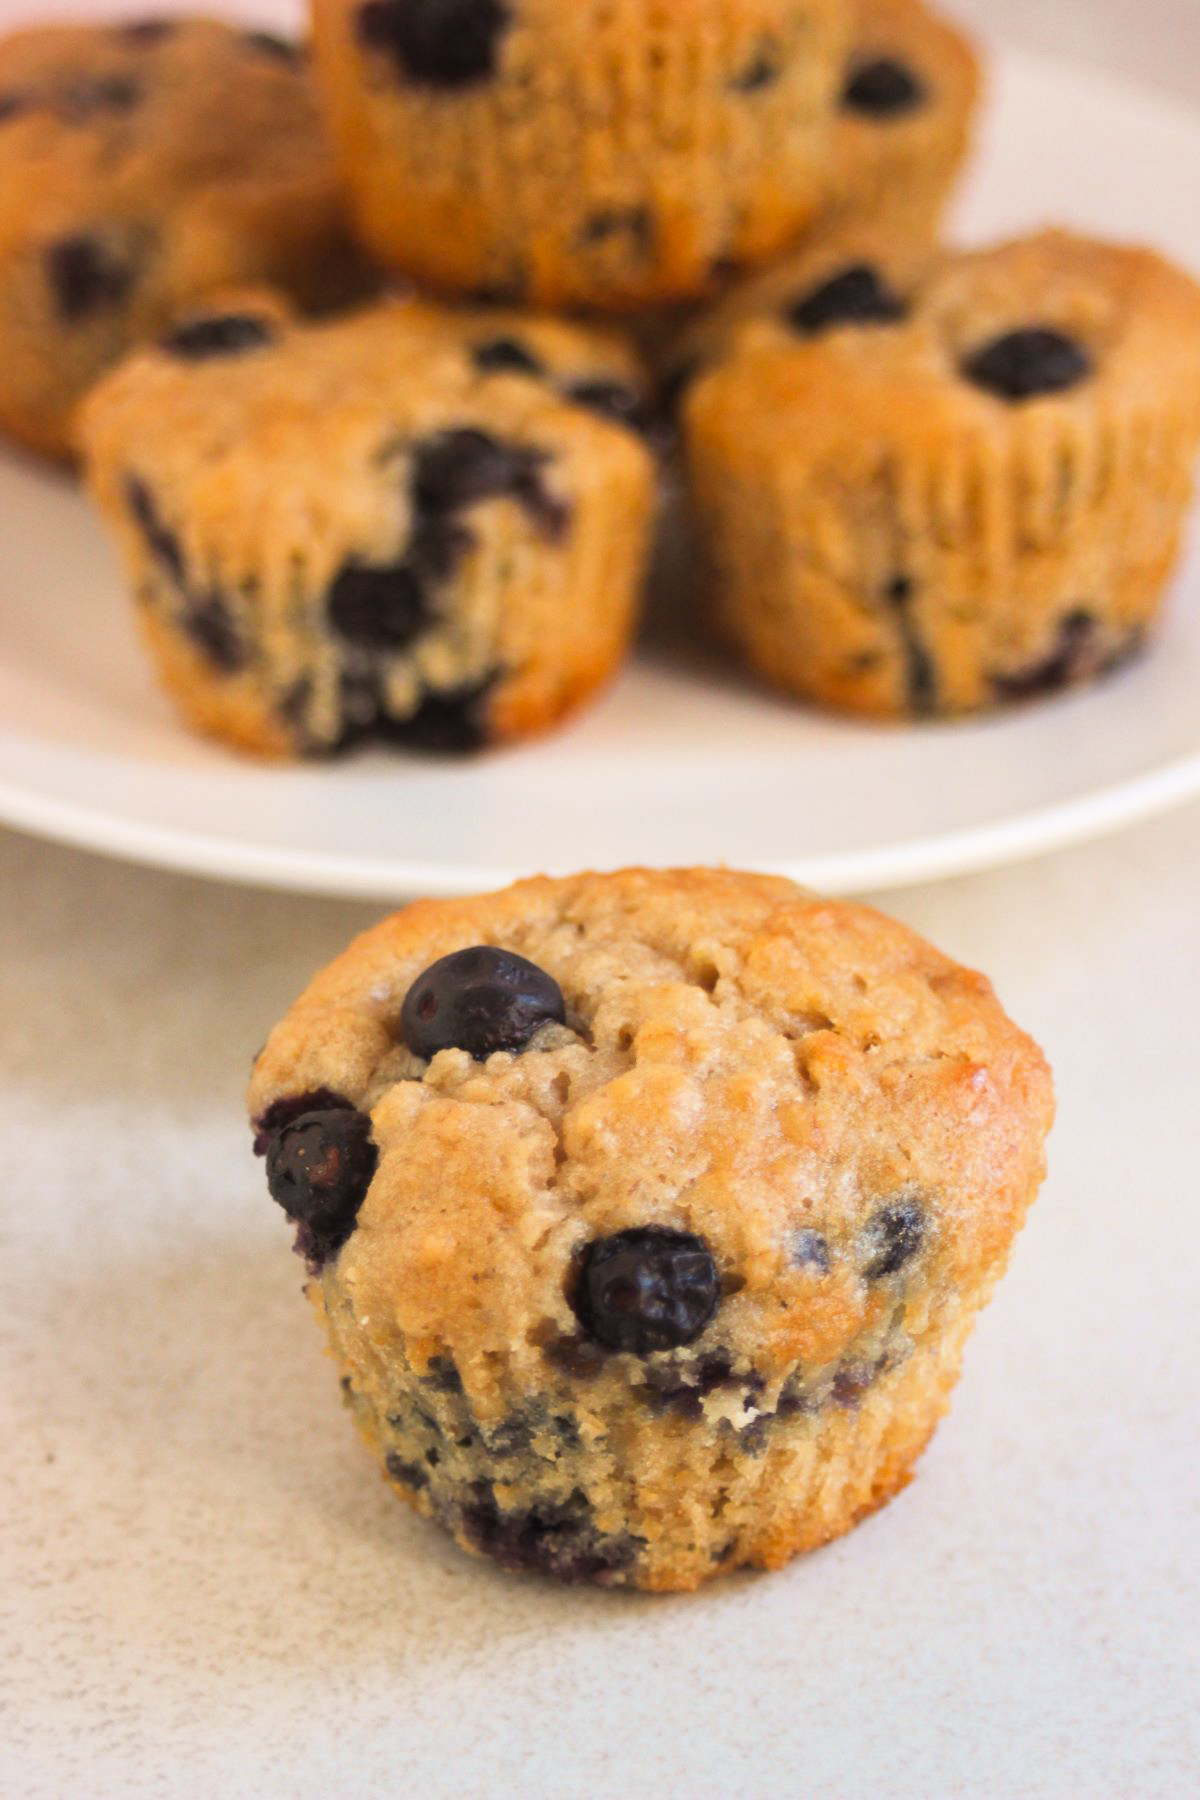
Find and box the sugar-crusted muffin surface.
[0,17,363,459]
[79,293,657,757]
[250,868,1054,1591]
[311,0,848,310]
[685,230,1200,718]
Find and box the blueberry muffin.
[0,17,367,460]
[310,0,848,312]
[249,867,1054,1592]
[829,0,980,244]
[79,292,657,756]
[685,231,1200,719]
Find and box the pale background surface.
[3,2,1200,1796]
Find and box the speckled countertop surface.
[5,801,1200,1798]
[4,0,1200,1794]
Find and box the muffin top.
[685,230,1200,458]
[249,868,1053,1424]
[0,20,339,263]
[834,0,981,179]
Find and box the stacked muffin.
[3,0,1200,751]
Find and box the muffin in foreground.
[249,868,1054,1591]
[310,0,848,311]
[79,293,656,757]
[685,230,1200,719]
[0,17,364,461]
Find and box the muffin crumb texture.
[250,869,1054,1591]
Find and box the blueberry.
[562,378,649,438]
[864,1199,925,1279]
[385,1453,429,1490]
[0,92,28,124]
[381,676,496,754]
[424,1354,464,1395]
[327,559,430,650]
[183,591,245,673]
[472,336,545,377]
[993,610,1100,700]
[831,1364,876,1408]
[252,1087,353,1155]
[962,328,1092,402]
[59,75,141,120]
[459,1488,636,1582]
[887,575,937,717]
[356,0,510,89]
[788,1229,830,1273]
[265,1108,377,1266]
[412,428,566,539]
[574,1228,721,1355]
[162,313,278,360]
[125,475,185,583]
[786,264,908,336]
[843,56,927,116]
[400,945,565,1059]
[45,233,132,322]
[730,43,781,92]
[117,19,176,44]
[243,30,302,61]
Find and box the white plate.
[2,42,1200,901]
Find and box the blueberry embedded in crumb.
[265,1108,378,1266]
[182,590,245,673]
[993,609,1101,700]
[786,264,909,337]
[574,1228,721,1355]
[45,233,133,322]
[459,1488,637,1582]
[729,41,782,92]
[385,1453,429,1490]
[562,378,650,439]
[243,30,302,61]
[0,92,29,125]
[788,1228,831,1274]
[125,475,184,583]
[117,19,176,45]
[843,55,927,116]
[864,1199,925,1279]
[962,328,1093,402]
[472,336,545,377]
[400,945,566,1060]
[58,75,142,120]
[412,428,567,539]
[424,1354,464,1395]
[327,559,430,650]
[253,1088,355,1155]
[381,677,496,755]
[162,313,278,360]
[886,575,937,717]
[356,0,511,89]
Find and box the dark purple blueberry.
[45,233,132,322]
[573,1228,721,1355]
[788,1229,830,1273]
[864,1199,925,1279]
[786,264,908,336]
[59,75,141,120]
[265,1107,377,1265]
[472,336,545,377]
[993,610,1100,701]
[637,1352,747,1418]
[962,328,1092,402]
[459,1488,637,1583]
[424,1354,464,1395]
[182,591,245,673]
[406,513,474,582]
[125,475,184,583]
[400,945,565,1060]
[886,575,937,716]
[831,1363,877,1408]
[381,676,496,754]
[162,312,278,360]
[730,42,781,92]
[412,427,563,537]
[243,30,302,61]
[537,1329,607,1380]
[117,19,176,44]
[252,1087,354,1155]
[356,0,510,88]
[563,378,649,438]
[385,1453,429,1490]
[327,559,430,650]
[843,55,927,116]
[0,92,30,124]
[579,207,655,262]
